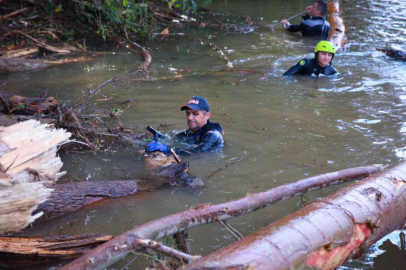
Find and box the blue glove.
[145,141,171,154]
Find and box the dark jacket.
[286,15,330,40]
[283,58,337,77]
[174,120,224,154]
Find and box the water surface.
[2,0,406,269]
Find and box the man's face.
[186,108,211,132]
[311,2,320,17]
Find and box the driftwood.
[186,161,406,270]
[0,56,51,73]
[11,31,78,54]
[34,161,192,223]
[212,45,233,68]
[377,48,406,61]
[0,90,59,116]
[327,0,345,51]
[0,234,114,268]
[0,47,40,58]
[60,165,381,270]
[0,120,71,234]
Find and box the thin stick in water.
[207,154,253,178]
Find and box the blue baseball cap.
[180,96,210,112]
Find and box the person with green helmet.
[283,40,338,76]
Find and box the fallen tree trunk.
[0,90,59,116]
[0,56,51,73]
[185,160,406,270]
[60,165,381,270]
[0,234,113,268]
[34,161,192,223]
[327,0,345,51]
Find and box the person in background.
[281,0,330,40]
[283,40,338,76]
[145,96,224,154]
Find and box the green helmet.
[314,41,336,54]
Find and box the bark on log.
[0,90,59,116]
[327,0,345,51]
[35,161,191,223]
[0,234,113,268]
[60,165,381,270]
[185,161,406,270]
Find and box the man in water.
[283,40,337,76]
[145,96,224,154]
[281,0,330,40]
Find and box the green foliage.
[14,104,25,111]
[71,0,211,40]
[295,195,307,210]
[11,0,211,42]
[109,107,124,116]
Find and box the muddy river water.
[2,0,406,269]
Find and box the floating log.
[34,161,192,223]
[0,90,59,116]
[0,234,113,268]
[327,0,345,51]
[0,56,51,73]
[0,120,71,234]
[60,165,381,270]
[186,161,406,270]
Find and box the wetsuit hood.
[199,120,223,135]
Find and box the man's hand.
[280,19,290,28]
[305,5,313,14]
[146,141,170,154]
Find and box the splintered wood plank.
[0,120,71,234]
[0,182,52,233]
[0,127,70,172]
[0,234,113,267]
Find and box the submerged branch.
[208,154,253,178]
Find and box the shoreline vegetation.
[0,0,262,59]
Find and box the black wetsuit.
[174,120,224,153]
[286,15,330,40]
[283,58,337,76]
